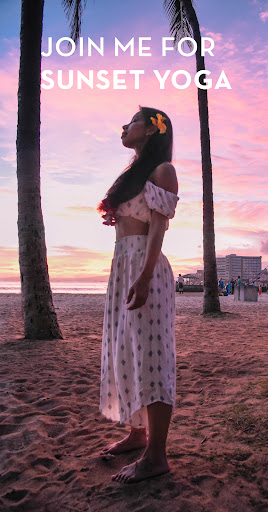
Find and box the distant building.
[180,269,204,285]
[216,258,226,281]
[195,269,204,285]
[216,254,262,283]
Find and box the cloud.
[49,245,108,259]
[0,188,16,195]
[204,32,222,43]
[260,10,268,21]
[215,201,268,231]
[46,246,113,279]
[1,152,16,163]
[0,247,19,278]
[0,244,115,280]
[82,130,110,142]
[64,205,97,215]
[260,239,268,254]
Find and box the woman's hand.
[126,273,151,310]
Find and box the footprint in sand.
[0,470,21,485]
[73,386,88,394]
[3,489,29,503]
[35,398,60,411]
[32,457,56,469]
[58,469,76,483]
[43,423,66,438]
[76,379,90,385]
[0,424,20,436]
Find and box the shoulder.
[149,162,178,195]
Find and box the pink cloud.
[260,239,268,254]
[0,188,16,195]
[0,247,19,278]
[65,206,96,214]
[204,31,222,43]
[215,201,268,228]
[0,67,18,98]
[260,10,268,21]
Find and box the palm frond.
[164,0,193,49]
[61,0,87,43]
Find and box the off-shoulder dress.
[99,180,179,427]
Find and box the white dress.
[99,181,179,427]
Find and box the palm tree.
[16,0,87,339]
[164,0,221,314]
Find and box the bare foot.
[111,456,170,484]
[100,430,147,456]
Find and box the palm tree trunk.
[16,0,63,339]
[181,0,221,314]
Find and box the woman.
[98,106,179,484]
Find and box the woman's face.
[121,111,148,152]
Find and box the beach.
[0,292,267,512]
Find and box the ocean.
[0,281,108,294]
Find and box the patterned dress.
[99,181,179,427]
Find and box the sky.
[0,0,268,283]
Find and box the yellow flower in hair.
[150,113,167,134]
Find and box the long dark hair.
[97,106,173,219]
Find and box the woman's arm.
[126,162,178,311]
[126,212,166,311]
[140,211,167,281]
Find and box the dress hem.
[99,397,175,427]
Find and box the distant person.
[236,276,242,299]
[218,278,223,295]
[226,282,231,294]
[258,285,262,295]
[178,274,184,294]
[231,278,235,294]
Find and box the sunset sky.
[0,0,268,284]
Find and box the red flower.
[97,199,117,226]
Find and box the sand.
[0,292,267,512]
